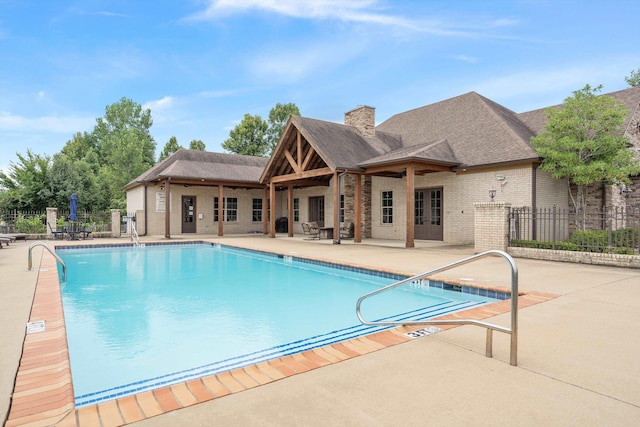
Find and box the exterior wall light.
[489,189,497,201]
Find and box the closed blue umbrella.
[69,193,78,221]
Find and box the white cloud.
[0,112,94,133]
[454,54,478,64]
[143,96,175,111]
[184,0,490,37]
[246,37,368,83]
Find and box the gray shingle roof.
[128,87,639,188]
[359,139,458,167]
[291,116,401,169]
[375,91,539,168]
[124,149,268,188]
[517,86,640,135]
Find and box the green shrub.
[512,228,638,255]
[15,214,46,234]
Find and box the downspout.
[336,169,349,244]
[143,183,148,236]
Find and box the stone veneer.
[344,105,375,137]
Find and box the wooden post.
[269,182,276,238]
[333,171,340,244]
[355,174,362,243]
[406,165,415,248]
[288,185,294,237]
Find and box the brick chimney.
[344,105,375,137]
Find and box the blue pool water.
[57,243,499,406]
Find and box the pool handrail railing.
[131,220,141,247]
[356,249,518,366]
[28,241,67,282]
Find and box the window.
[293,198,299,222]
[430,189,441,226]
[382,191,393,224]
[226,197,238,222]
[414,191,424,225]
[252,198,262,222]
[214,197,238,222]
[340,194,345,223]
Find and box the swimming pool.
[58,242,500,406]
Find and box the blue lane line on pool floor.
[75,299,485,407]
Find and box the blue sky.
[1,0,638,172]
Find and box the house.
[125,87,640,247]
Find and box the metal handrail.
[28,241,67,282]
[131,221,141,247]
[356,250,519,366]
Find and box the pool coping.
[5,241,558,427]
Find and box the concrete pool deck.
[1,235,639,426]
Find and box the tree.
[531,84,640,224]
[222,114,269,156]
[45,155,101,211]
[60,131,97,162]
[625,68,640,87]
[0,150,52,210]
[189,139,206,151]
[266,103,300,155]
[92,97,156,206]
[158,136,183,162]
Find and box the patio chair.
[81,223,95,240]
[301,222,320,240]
[47,223,65,240]
[340,221,354,239]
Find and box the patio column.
[354,174,362,243]
[287,185,294,237]
[217,185,224,236]
[333,171,340,244]
[405,165,415,248]
[269,182,276,238]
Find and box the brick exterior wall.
[474,202,511,253]
[369,165,539,244]
[508,247,640,268]
[144,185,266,235]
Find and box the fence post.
[46,207,58,236]
[552,205,556,250]
[111,209,121,238]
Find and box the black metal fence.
[510,206,640,254]
[0,209,115,234]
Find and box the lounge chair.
[47,223,65,240]
[301,222,320,240]
[340,221,354,239]
[0,234,16,243]
[0,233,27,241]
[0,237,11,247]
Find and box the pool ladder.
[28,241,67,282]
[356,250,519,366]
